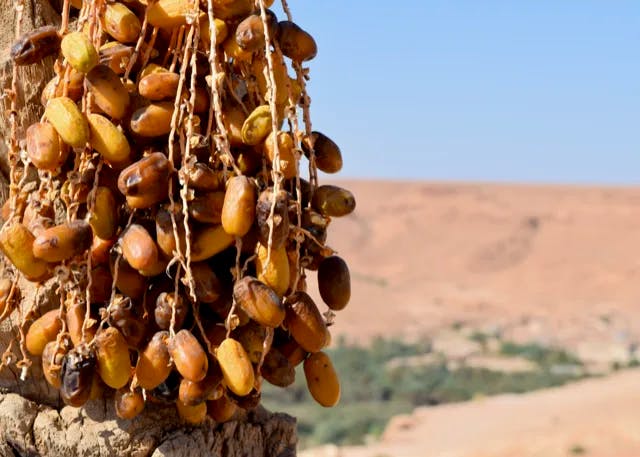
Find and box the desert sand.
[303,368,640,457]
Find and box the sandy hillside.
[312,181,640,353]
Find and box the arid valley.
[300,180,640,457]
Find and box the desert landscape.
[299,180,640,456]
[0,0,633,455]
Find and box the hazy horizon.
[317,174,640,187]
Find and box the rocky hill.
[314,181,640,362]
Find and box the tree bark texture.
[0,2,298,456]
[0,392,296,457]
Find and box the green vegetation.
[499,341,583,367]
[469,330,491,348]
[262,337,586,448]
[570,444,587,455]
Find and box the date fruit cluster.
[1,0,354,424]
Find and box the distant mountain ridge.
[309,181,640,350]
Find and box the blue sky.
[275,1,639,184]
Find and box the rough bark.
[0,392,296,457]
[0,0,66,411]
[0,3,298,456]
